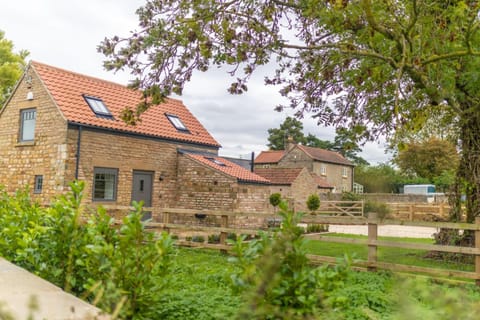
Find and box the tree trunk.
[453,102,480,223]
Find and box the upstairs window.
[20,108,36,142]
[320,165,327,176]
[93,167,118,201]
[83,95,112,117]
[342,167,348,177]
[166,114,188,131]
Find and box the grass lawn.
[154,246,480,320]
[304,233,474,272]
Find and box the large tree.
[395,138,459,181]
[267,116,306,150]
[100,1,480,222]
[267,117,368,164]
[0,31,28,106]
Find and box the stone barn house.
[254,167,333,211]
[0,61,270,220]
[254,143,354,193]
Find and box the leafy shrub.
[229,201,351,319]
[208,234,220,243]
[191,235,205,243]
[306,194,320,212]
[306,224,328,233]
[269,193,282,208]
[0,181,174,318]
[341,191,361,202]
[227,233,237,241]
[364,200,391,219]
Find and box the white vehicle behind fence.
[403,184,441,203]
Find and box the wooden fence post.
[409,204,414,221]
[163,210,170,234]
[220,215,229,254]
[476,217,480,286]
[368,212,378,272]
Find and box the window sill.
[16,141,35,147]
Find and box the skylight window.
[83,95,112,116]
[205,157,227,167]
[166,114,188,131]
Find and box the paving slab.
[0,258,108,320]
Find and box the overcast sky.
[0,0,390,163]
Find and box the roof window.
[166,114,188,131]
[83,95,112,117]
[205,157,227,167]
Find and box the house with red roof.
[253,167,332,211]
[254,142,354,194]
[0,61,270,216]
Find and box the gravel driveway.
[328,225,439,238]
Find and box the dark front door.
[132,171,153,207]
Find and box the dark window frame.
[92,167,118,201]
[19,108,37,142]
[83,95,113,117]
[165,113,189,132]
[34,175,43,194]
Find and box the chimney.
[286,136,296,151]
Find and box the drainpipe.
[75,125,82,180]
[250,152,255,172]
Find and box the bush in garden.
[0,181,174,318]
[306,224,328,233]
[228,201,351,319]
[306,194,320,212]
[208,234,220,243]
[364,200,391,219]
[269,193,282,209]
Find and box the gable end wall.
[0,67,68,203]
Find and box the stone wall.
[0,67,69,204]
[69,127,218,211]
[312,162,353,192]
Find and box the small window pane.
[84,96,112,116]
[34,175,43,194]
[166,114,188,131]
[93,168,117,201]
[20,109,36,141]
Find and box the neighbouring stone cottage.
[254,143,355,193]
[0,61,270,221]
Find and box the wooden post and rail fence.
[106,202,480,284]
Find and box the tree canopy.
[394,138,459,181]
[267,117,368,164]
[0,31,28,106]
[100,1,480,222]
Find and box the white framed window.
[93,167,118,201]
[342,167,348,177]
[34,175,43,194]
[166,114,188,131]
[320,165,326,176]
[84,95,112,116]
[20,108,36,141]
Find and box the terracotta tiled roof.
[31,61,220,147]
[185,153,270,184]
[254,150,285,164]
[254,168,303,185]
[297,145,353,166]
[311,173,334,189]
